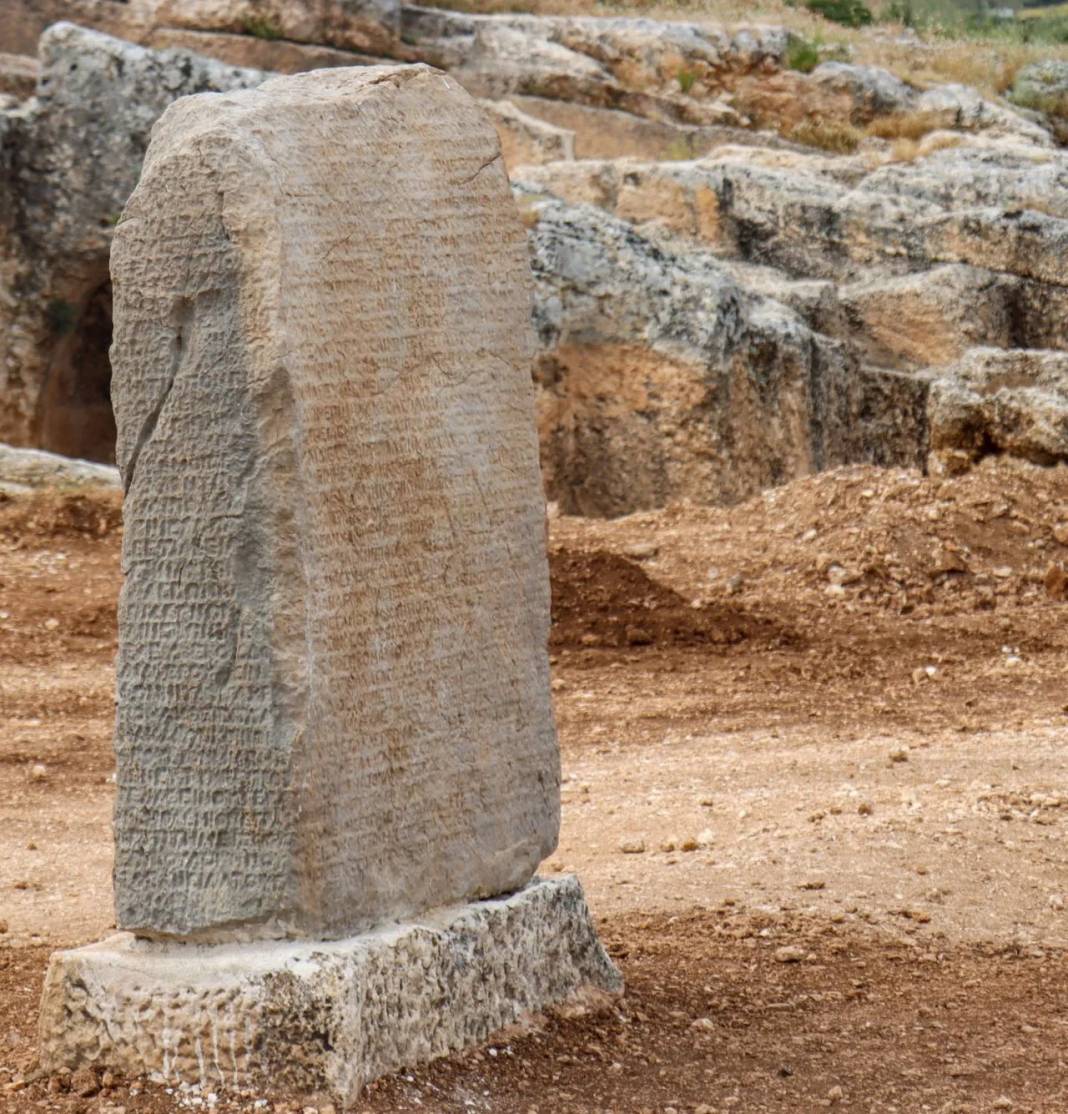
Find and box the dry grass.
[865,108,942,141]
[849,34,1068,99]
[784,117,864,152]
[885,129,963,162]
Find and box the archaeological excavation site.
[0,0,1066,1110]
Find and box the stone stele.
[39,64,620,1101]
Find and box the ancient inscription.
[110,66,558,938]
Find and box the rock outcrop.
[521,192,926,516]
[147,0,400,56]
[0,5,1065,509]
[516,125,1068,499]
[1,0,402,61]
[1011,60,1068,144]
[0,442,120,492]
[929,348,1068,470]
[400,7,786,126]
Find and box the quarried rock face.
[519,192,927,517]
[110,65,558,939]
[929,348,1068,469]
[516,135,1068,489]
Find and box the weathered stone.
[0,23,268,459]
[914,83,1052,147]
[929,348,1068,468]
[810,62,915,123]
[0,0,148,56]
[859,142,1068,221]
[148,0,401,57]
[0,51,38,99]
[39,876,622,1105]
[146,27,395,72]
[508,95,784,162]
[518,143,1068,288]
[1013,59,1068,109]
[729,60,923,139]
[109,65,558,939]
[518,190,924,515]
[0,442,120,492]
[402,6,785,125]
[840,265,1020,369]
[1011,60,1068,141]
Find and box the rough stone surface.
[3,7,1068,512]
[518,190,925,516]
[148,0,400,54]
[0,23,268,459]
[840,265,1021,369]
[1010,61,1068,144]
[519,144,1068,287]
[0,50,38,98]
[810,62,915,123]
[1013,59,1068,106]
[509,95,795,162]
[39,876,621,1104]
[402,6,785,125]
[0,441,120,491]
[0,0,148,56]
[110,65,558,939]
[929,348,1068,468]
[146,27,395,72]
[914,83,1053,147]
[517,135,1068,494]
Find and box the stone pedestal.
[40,877,620,1104]
[39,63,619,1101]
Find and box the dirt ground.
[1,457,1067,1113]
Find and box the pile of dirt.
[548,547,792,651]
[554,456,1068,623]
[735,459,1068,616]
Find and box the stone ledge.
[38,875,621,1104]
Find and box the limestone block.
[401,7,784,126]
[929,347,1068,467]
[109,65,558,940]
[39,876,622,1105]
[146,28,396,73]
[810,62,915,124]
[518,190,866,516]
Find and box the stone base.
[38,876,620,1105]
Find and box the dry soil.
[1,457,1067,1113]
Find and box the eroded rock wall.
[1,5,1066,509]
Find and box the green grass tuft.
[241,15,284,40]
[805,0,874,27]
[786,35,822,73]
